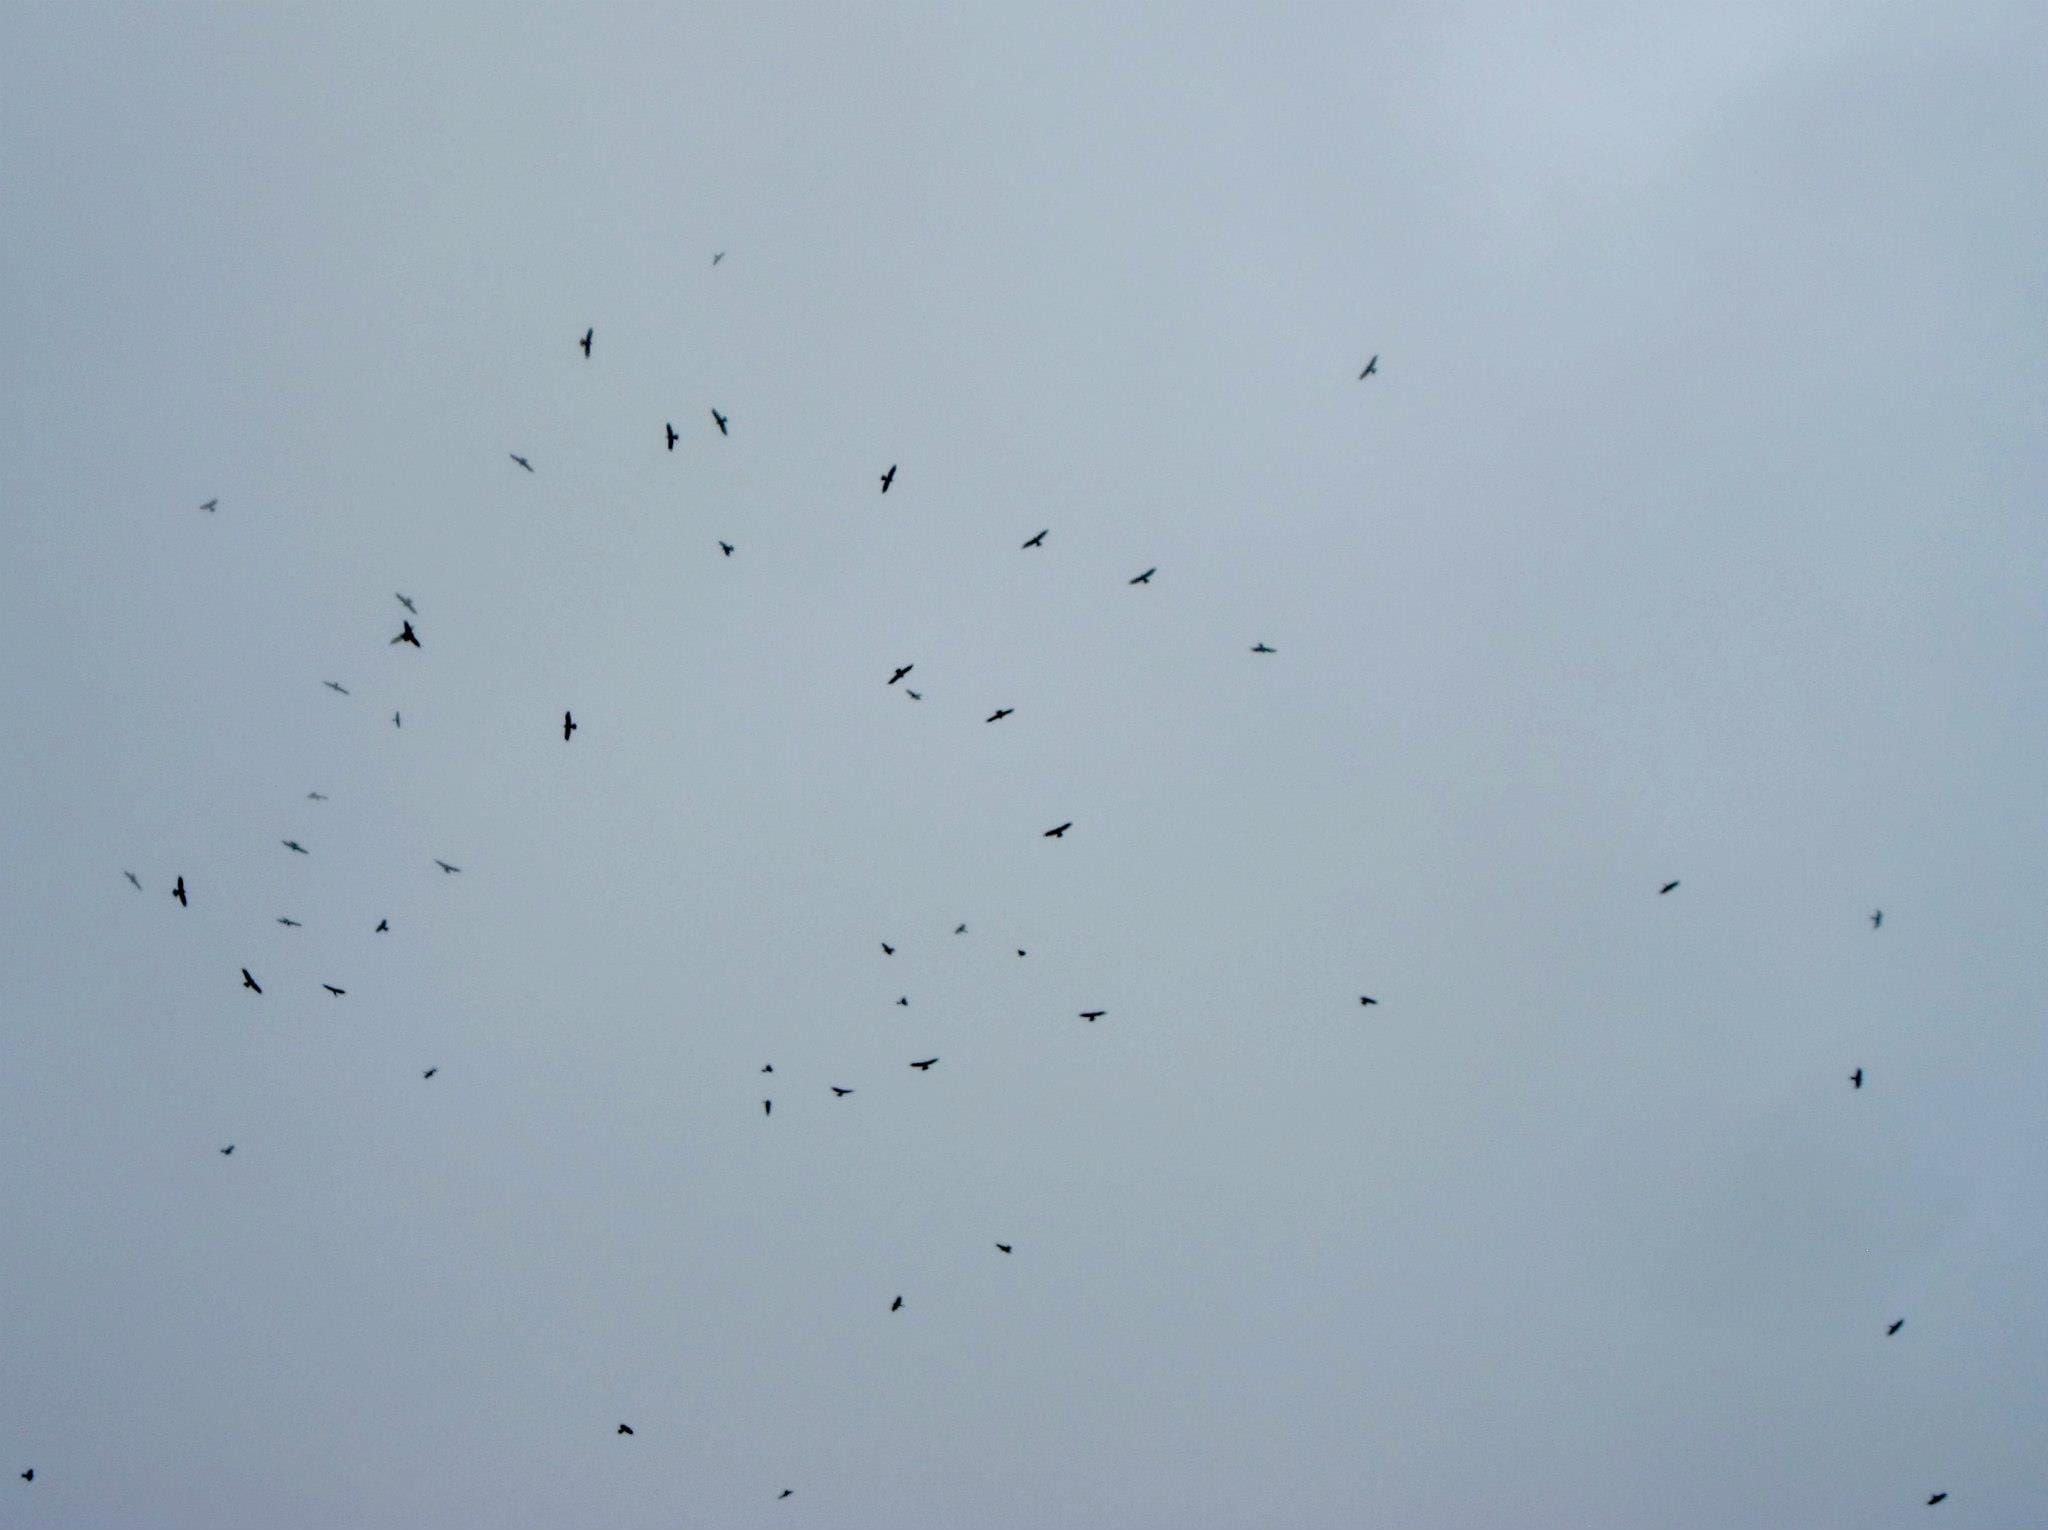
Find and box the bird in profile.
[986,708,1013,722]
[423,1067,437,1080]
[1659,881,1680,895]
[1851,1068,1863,1089]
[1128,567,1156,584]
[1358,995,1378,1006]
[276,917,301,927]
[888,664,913,685]
[375,919,389,932]
[664,421,679,452]
[896,997,909,1007]
[306,791,327,800]
[393,711,402,727]
[562,711,577,741]
[995,1243,1012,1254]
[172,876,187,907]
[1888,1319,1905,1335]
[1022,529,1047,549]
[579,328,593,358]
[881,943,895,955]
[763,1100,772,1116]
[955,924,967,934]
[396,594,417,614]
[324,680,351,694]
[711,409,728,436]
[1251,643,1275,653]
[241,969,262,993]
[1358,355,1378,379]
[617,1424,634,1436]
[509,454,534,472]
[904,689,921,700]
[219,1145,234,1156]
[322,984,345,997]
[434,860,461,874]
[1043,822,1071,838]
[761,1064,773,1073]
[391,620,421,648]
[1016,949,1026,957]
[719,541,733,556]
[1927,1494,1947,1506]
[199,499,218,512]
[124,870,142,890]
[780,1489,793,1499]
[890,1295,903,1311]
[831,1087,853,1096]
[909,1057,938,1070]
[283,840,309,855]
[1872,909,1883,928]
[18,1469,30,1482]
[712,251,724,265]
[1079,1010,1104,1022]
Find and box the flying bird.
[1927,1494,1947,1506]
[393,711,401,727]
[995,1243,1012,1254]
[1128,567,1156,584]
[1043,822,1071,838]
[1359,995,1378,1006]
[719,541,733,556]
[1872,909,1883,928]
[879,464,896,493]
[123,870,142,890]
[324,680,351,694]
[1016,949,1026,957]
[509,454,533,472]
[423,1067,437,1079]
[955,923,967,934]
[904,689,921,700]
[306,791,327,800]
[711,409,728,436]
[909,1057,938,1070]
[18,1469,30,1482]
[986,708,1012,722]
[881,943,895,955]
[219,1145,234,1156]
[375,919,389,932]
[891,1295,903,1311]
[579,327,593,357]
[617,1424,634,1436]
[761,1064,773,1073]
[563,711,577,741]
[283,840,308,855]
[199,499,217,512]
[780,1490,793,1499]
[763,1100,772,1116]
[396,594,416,614]
[1851,1068,1863,1089]
[1021,529,1047,549]
[896,997,909,1006]
[1251,643,1275,653]
[391,620,421,647]
[1659,881,1680,894]
[712,251,724,264]
[322,984,345,997]
[1888,1319,1904,1335]
[1358,355,1378,379]
[434,860,461,874]
[172,876,187,906]
[665,422,678,450]
[888,664,913,685]
[1079,1010,1104,1022]
[276,917,301,927]
[241,969,262,993]
[831,1087,853,1096]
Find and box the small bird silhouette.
[712,251,724,265]
[763,1100,772,1116]
[1358,355,1378,379]
[277,917,301,927]
[1016,949,1027,957]
[391,620,421,648]
[904,689,922,700]
[375,919,389,932]
[434,860,461,874]
[396,594,416,614]
[1022,529,1047,548]
[1359,995,1378,1006]
[219,1145,234,1156]
[18,1468,30,1481]
[910,1057,938,1070]
[617,1424,634,1436]
[890,1295,903,1310]
[509,454,533,472]
[719,541,733,556]
[1659,881,1680,894]
[306,791,327,800]
[1851,1068,1863,1089]
[241,969,262,993]
[324,680,351,694]
[995,1243,1012,1254]
[322,984,345,997]
[665,422,678,450]
[1251,643,1275,653]
[762,1064,774,1073]
[283,840,308,855]
[831,1087,853,1096]
[879,464,896,493]
[172,876,187,907]
[579,328,593,357]
[563,711,577,741]
[124,870,142,890]
[711,409,728,436]
[1927,1494,1947,1506]
[1079,1011,1104,1022]
[888,664,913,685]
[955,923,967,934]
[423,1067,437,1080]
[881,943,895,955]
[1888,1319,1904,1335]
[1872,909,1883,928]
[393,711,401,727]
[1128,567,1156,584]
[896,997,909,1007]
[986,708,1013,722]
[780,1489,793,1499]
[199,499,218,512]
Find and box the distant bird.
[711,409,728,436]
[1851,1068,1863,1089]
[1079,1010,1104,1022]
[1128,567,1156,584]
[1021,529,1047,549]
[890,1295,903,1311]
[391,620,421,647]
[1358,355,1378,379]
[904,690,922,700]
[1659,881,1680,895]
[324,680,351,694]
[1888,1319,1905,1335]
[763,1100,772,1116]
[124,870,142,890]
[276,917,301,927]
[896,997,909,1007]
[712,251,724,265]
[306,791,327,800]
[1043,822,1071,838]
[423,1067,437,1079]
[995,1243,1012,1254]
[761,1064,773,1073]
[909,1057,938,1070]
[881,943,895,955]
[434,860,461,874]
[322,984,345,997]
[199,499,217,512]
[831,1087,852,1096]
[665,422,678,450]
[780,1489,793,1499]
[396,594,416,614]
[986,708,1013,722]
[219,1145,234,1156]
[889,664,913,685]
[955,924,967,934]
[617,1424,634,1436]
[18,1468,30,1481]
[879,464,896,493]
[1016,949,1026,957]
[375,919,389,932]
[563,711,577,741]
[172,876,187,907]
[719,541,733,556]
[1927,1494,1947,1506]
[1359,995,1378,1006]
[393,711,402,727]
[579,327,593,357]
[283,840,308,855]
[241,969,262,993]
[1251,643,1275,653]
[510,454,534,472]
[1872,909,1883,928]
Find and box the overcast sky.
[2,4,2044,1526]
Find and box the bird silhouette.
[712,251,724,265]
[306,791,327,800]
[996,1243,1012,1253]
[761,1064,773,1073]
[986,708,1013,722]
[1022,529,1047,548]
[1927,1494,1946,1506]
[563,711,577,741]
[617,1424,634,1436]
[322,984,345,997]
[896,997,909,1006]
[1016,949,1026,957]
[1872,909,1883,928]
[18,1469,30,1481]
[579,327,593,357]
[831,1087,853,1096]
[1888,1319,1905,1335]
[393,711,402,727]
[375,919,389,932]
[780,1489,793,1499]
[711,409,728,436]
[391,620,421,648]
[172,876,187,907]
[277,917,301,927]
[1851,1068,1863,1089]
[904,689,921,700]
[1251,643,1275,653]
[509,454,533,472]
[283,840,308,855]
[665,421,678,450]
[199,499,218,512]
[324,680,351,694]
[891,1295,903,1310]
[881,943,895,955]
[1043,822,1071,838]
[719,541,733,556]
[1079,1010,1104,1022]
[423,1067,437,1079]
[879,464,896,493]
[1128,567,1156,584]
[1359,995,1378,1006]
[763,1100,772,1116]
[396,594,417,614]
[1358,355,1378,379]
[434,860,461,874]
[910,1057,938,1070]
[955,924,967,934]
[888,664,913,685]
[124,870,141,890]
[1659,881,1680,894]
[219,1145,234,1156]
[241,969,262,993]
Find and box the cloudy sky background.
[2,4,2044,1526]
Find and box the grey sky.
[2,4,2044,1526]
